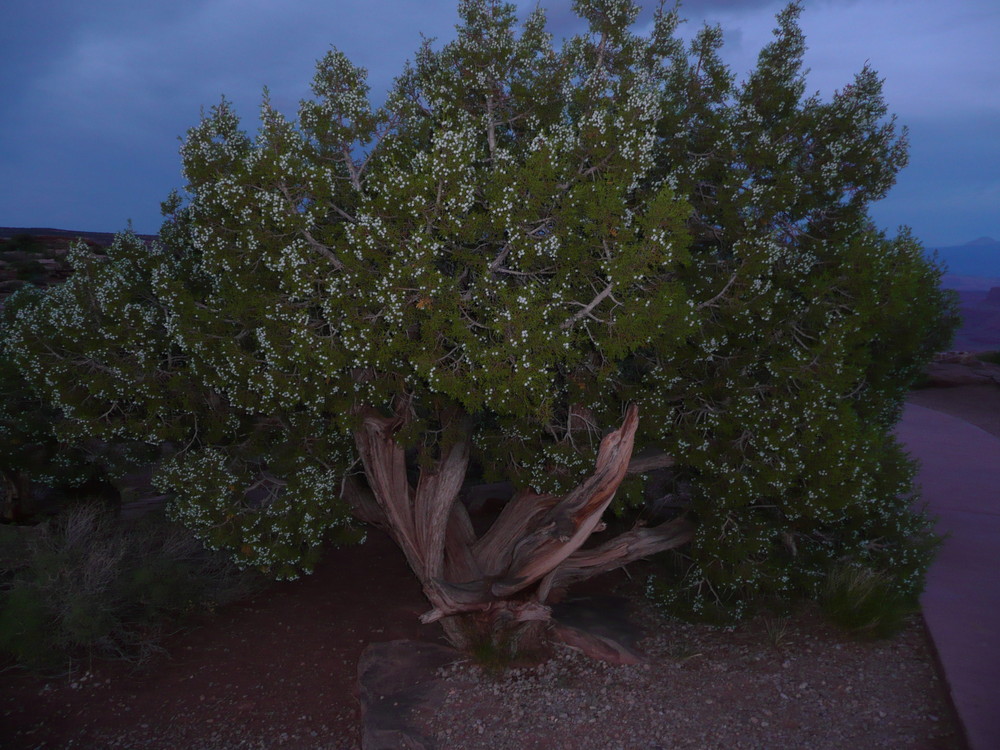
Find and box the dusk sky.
[1,0,997,249]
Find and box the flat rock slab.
[924,361,1000,387]
[357,640,460,750]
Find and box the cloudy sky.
[1,0,996,248]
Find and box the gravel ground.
[5,389,983,750]
[419,600,961,750]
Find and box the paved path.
[897,403,1000,750]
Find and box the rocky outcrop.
[924,352,1000,387]
[0,233,106,308]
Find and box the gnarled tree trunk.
[348,404,693,661]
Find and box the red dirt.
[0,530,437,750]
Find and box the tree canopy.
[3,0,956,635]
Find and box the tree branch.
[487,405,641,598]
[538,517,694,602]
[301,228,345,270]
[626,449,675,474]
[412,413,473,581]
[697,263,742,310]
[488,242,513,273]
[561,281,614,330]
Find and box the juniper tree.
[3,0,955,654]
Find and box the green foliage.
[466,631,522,674]
[0,504,260,671]
[976,350,1000,365]
[2,0,956,620]
[819,563,919,639]
[1,295,158,513]
[0,234,45,255]
[462,620,548,674]
[0,346,101,494]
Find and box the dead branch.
[472,490,562,578]
[488,404,640,597]
[551,622,643,665]
[561,281,614,330]
[537,517,694,602]
[353,408,421,571]
[412,414,472,581]
[626,449,675,474]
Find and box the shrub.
[0,234,45,255]
[0,503,260,671]
[2,0,956,650]
[819,563,919,639]
[0,349,106,520]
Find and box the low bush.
[10,259,46,283]
[819,563,918,639]
[0,234,45,255]
[0,502,261,672]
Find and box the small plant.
[461,617,549,675]
[975,350,1000,365]
[468,634,517,675]
[819,564,917,639]
[10,259,47,283]
[761,614,790,649]
[0,502,261,672]
[664,642,704,664]
[0,234,45,255]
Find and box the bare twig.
[562,281,614,330]
[301,229,345,270]
[696,263,742,310]
[488,243,513,273]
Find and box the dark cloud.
[521,1,783,43]
[0,0,996,244]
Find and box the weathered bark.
[472,489,561,578]
[442,500,481,583]
[353,406,472,605]
[413,432,470,582]
[354,409,421,569]
[626,448,675,475]
[486,405,641,599]
[341,474,387,529]
[350,403,691,662]
[537,518,694,602]
[550,621,643,665]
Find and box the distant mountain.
[941,274,1000,291]
[0,227,157,245]
[928,237,1000,280]
[932,237,1000,349]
